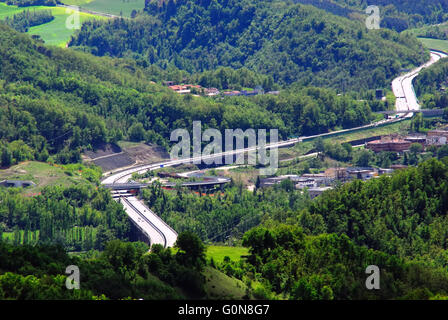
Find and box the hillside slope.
[0,22,390,167]
[68,0,428,91]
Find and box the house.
[426,135,447,146]
[307,187,333,199]
[346,167,377,181]
[366,136,411,152]
[205,88,220,96]
[0,180,36,188]
[405,135,426,146]
[222,90,241,96]
[301,173,333,186]
[168,84,203,94]
[426,129,448,146]
[295,177,318,189]
[168,85,190,94]
[427,129,448,139]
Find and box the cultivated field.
[0,2,105,47]
[62,0,145,17]
[418,37,448,52]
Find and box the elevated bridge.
[376,109,444,117]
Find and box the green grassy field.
[0,161,99,193]
[0,3,105,47]
[418,37,448,52]
[206,245,249,263]
[63,0,144,17]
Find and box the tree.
[175,231,206,271]
[438,145,448,160]
[128,123,146,142]
[95,225,115,250]
[410,143,423,155]
[353,149,374,167]
[1,147,12,167]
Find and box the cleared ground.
[83,142,170,172]
[0,161,99,193]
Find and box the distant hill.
[68,0,428,91]
[295,0,448,30]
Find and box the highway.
[392,50,448,117]
[102,49,447,249]
[57,4,121,19]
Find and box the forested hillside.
[0,23,386,167]
[68,0,427,91]
[0,234,207,299]
[238,225,448,300]
[298,0,448,29]
[207,158,448,299]
[414,58,448,110]
[299,158,448,266]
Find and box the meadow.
[206,245,249,264]
[418,37,448,53]
[0,2,105,47]
[62,0,144,17]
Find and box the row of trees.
[3,9,54,32]
[0,185,131,251]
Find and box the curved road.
[102,49,447,249]
[392,50,448,117]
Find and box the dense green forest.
[237,225,448,299]
[414,57,448,110]
[0,184,131,251]
[141,181,309,242]
[0,233,207,299]
[0,23,387,168]
[3,9,54,33]
[300,158,448,266]
[68,0,427,91]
